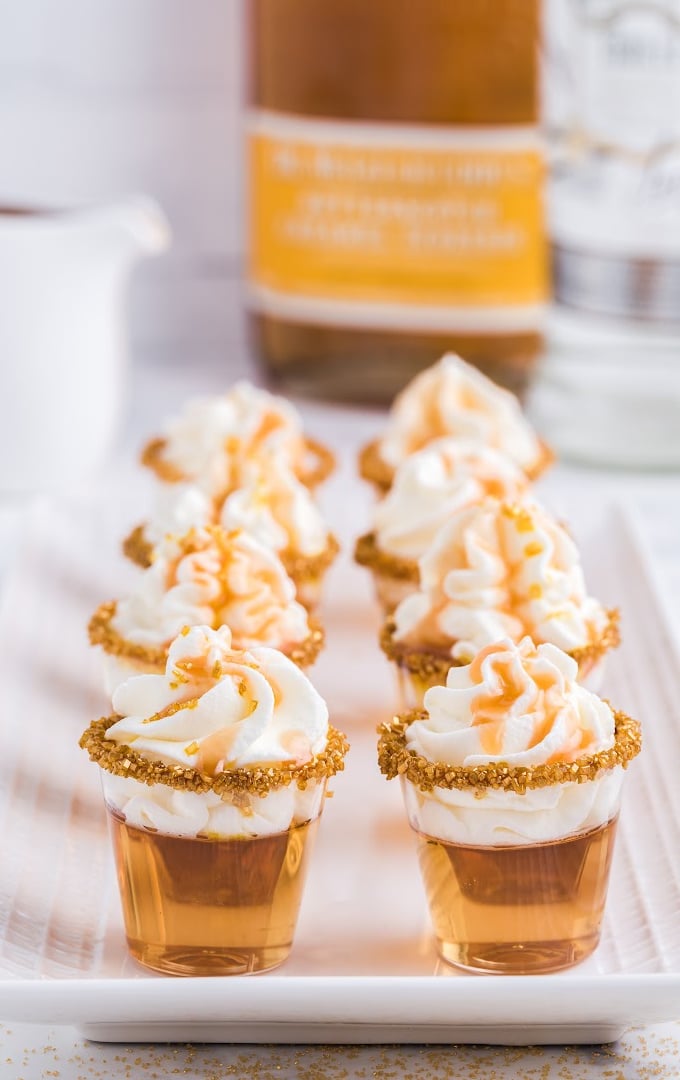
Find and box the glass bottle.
[533,0,680,469]
[246,0,547,403]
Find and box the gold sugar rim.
[358,437,554,495]
[301,436,336,488]
[122,523,154,569]
[354,532,419,583]
[283,532,340,585]
[380,620,460,681]
[140,436,186,482]
[380,608,621,680]
[140,434,335,490]
[357,439,393,494]
[568,608,621,667]
[121,523,340,592]
[377,707,641,794]
[87,600,325,670]
[80,715,349,797]
[89,600,167,668]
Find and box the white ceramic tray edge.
[1,974,679,1030]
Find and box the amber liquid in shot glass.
[108,807,320,976]
[415,816,618,974]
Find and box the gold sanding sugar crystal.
[524,540,543,557]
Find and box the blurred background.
[0,0,245,363]
[1,0,679,475]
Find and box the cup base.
[415,816,618,975]
[108,808,319,978]
[438,933,600,975]
[127,940,290,977]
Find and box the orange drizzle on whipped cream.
[465,640,608,764]
[112,525,312,656]
[393,497,610,661]
[106,626,330,780]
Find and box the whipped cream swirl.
[108,626,328,772]
[378,354,544,475]
[402,638,623,846]
[144,483,213,548]
[393,498,609,661]
[218,455,329,558]
[111,526,311,652]
[103,626,329,838]
[410,638,614,768]
[160,381,307,495]
[373,438,527,561]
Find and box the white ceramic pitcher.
[0,197,170,493]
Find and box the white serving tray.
[0,493,678,1045]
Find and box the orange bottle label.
[247,111,548,331]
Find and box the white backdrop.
[0,0,245,357]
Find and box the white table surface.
[2,349,680,1078]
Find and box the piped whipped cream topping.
[104,626,329,838]
[108,625,329,774]
[111,526,311,652]
[377,354,544,475]
[160,381,307,495]
[393,498,609,661]
[402,638,623,845]
[372,438,528,561]
[144,484,213,548]
[143,454,330,562]
[218,455,329,558]
[410,638,615,768]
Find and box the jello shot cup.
[358,353,552,496]
[355,437,528,615]
[380,497,621,711]
[377,637,641,975]
[88,525,324,694]
[80,625,348,976]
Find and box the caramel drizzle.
[467,643,599,762]
[405,500,609,653]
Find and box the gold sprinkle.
[524,540,543,557]
[212,660,222,679]
[184,741,200,756]
[146,697,200,724]
[501,502,534,533]
[528,583,543,599]
[181,625,191,637]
